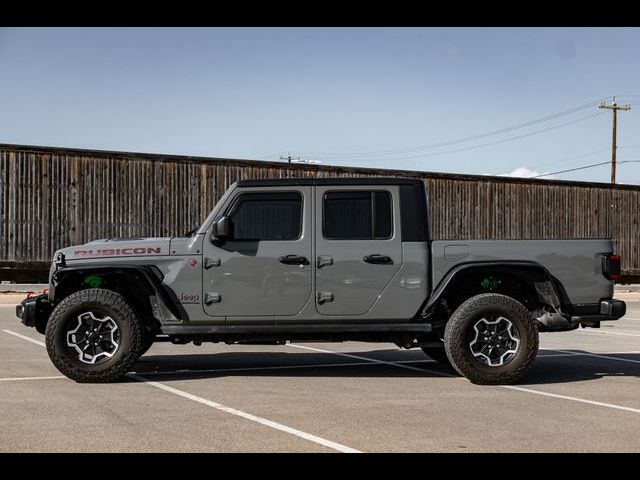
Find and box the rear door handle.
[363,254,393,265]
[317,255,333,268]
[279,254,309,265]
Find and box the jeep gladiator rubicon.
[17,177,626,385]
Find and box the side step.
[160,323,431,336]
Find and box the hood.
[56,237,171,262]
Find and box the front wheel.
[444,293,538,385]
[45,289,142,383]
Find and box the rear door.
[202,186,312,320]
[315,185,402,316]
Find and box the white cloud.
[498,167,555,179]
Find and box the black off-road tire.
[45,289,142,383]
[444,293,538,385]
[421,345,452,367]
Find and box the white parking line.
[502,386,640,414]
[2,329,46,347]
[128,374,362,453]
[536,352,597,358]
[0,375,65,382]
[552,349,640,366]
[288,344,640,415]
[5,327,640,420]
[575,329,640,338]
[288,343,451,377]
[0,329,362,453]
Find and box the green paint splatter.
[84,275,102,288]
[480,276,501,291]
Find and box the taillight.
[602,254,621,281]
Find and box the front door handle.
[363,254,393,265]
[204,292,221,305]
[279,254,309,265]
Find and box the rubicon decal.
[74,247,162,257]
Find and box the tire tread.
[45,288,141,383]
[444,293,538,385]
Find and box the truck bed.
[431,239,614,304]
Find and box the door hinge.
[317,292,334,304]
[204,257,221,269]
[317,255,333,268]
[204,292,222,305]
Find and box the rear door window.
[323,190,392,240]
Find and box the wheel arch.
[51,265,186,327]
[421,261,568,324]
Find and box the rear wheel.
[45,289,142,383]
[444,293,538,385]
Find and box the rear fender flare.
[421,261,569,315]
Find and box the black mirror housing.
[212,216,232,241]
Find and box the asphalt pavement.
[1,296,639,452]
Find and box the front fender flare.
[51,265,188,321]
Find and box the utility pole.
[599,97,631,184]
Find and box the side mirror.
[211,216,232,241]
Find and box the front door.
[202,187,313,320]
[315,185,402,316]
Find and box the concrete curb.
[616,284,640,293]
[0,284,48,293]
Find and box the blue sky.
[1,27,640,184]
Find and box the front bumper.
[16,293,53,334]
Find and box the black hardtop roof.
[236,177,423,187]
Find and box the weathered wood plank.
[1,143,639,281]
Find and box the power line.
[532,161,611,178]
[532,160,640,179]
[323,111,606,163]
[495,147,611,176]
[305,98,609,158]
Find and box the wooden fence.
[1,143,639,282]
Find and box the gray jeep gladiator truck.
[17,177,626,385]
